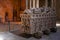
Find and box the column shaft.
[33,0,35,8]
[45,0,48,7]
[36,0,39,8]
[26,0,28,9]
[51,0,54,8]
[30,0,32,8]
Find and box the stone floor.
[0,27,60,40]
[0,23,60,40]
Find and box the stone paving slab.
[0,27,60,40]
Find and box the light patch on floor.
[56,23,60,27]
[0,37,4,40]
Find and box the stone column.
[30,0,32,8]
[33,0,35,8]
[53,0,56,9]
[45,0,48,7]
[36,0,39,8]
[45,0,48,11]
[51,0,54,8]
[26,0,28,9]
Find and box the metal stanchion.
[8,20,10,32]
